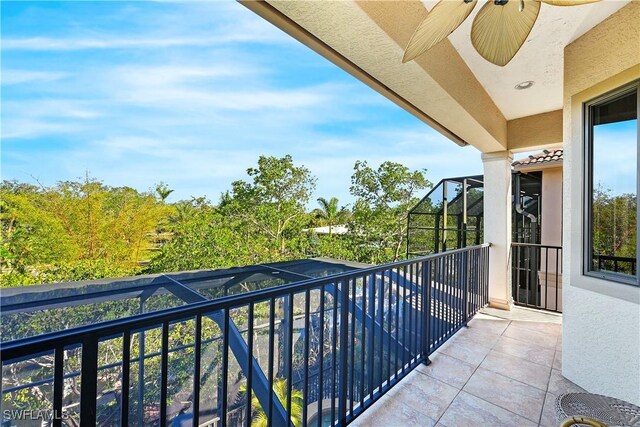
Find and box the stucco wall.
[563,2,640,405]
[541,167,563,249]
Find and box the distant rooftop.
[513,148,563,169]
[309,225,349,235]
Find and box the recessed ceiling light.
[515,81,535,90]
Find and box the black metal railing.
[593,254,637,276]
[1,244,490,427]
[511,243,562,313]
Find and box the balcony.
[1,245,494,426]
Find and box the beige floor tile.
[557,332,563,351]
[510,320,562,336]
[438,391,537,427]
[391,370,460,420]
[466,317,510,336]
[553,350,562,370]
[493,335,555,367]
[462,367,546,422]
[540,392,559,427]
[419,352,476,389]
[354,395,437,427]
[437,340,492,367]
[503,324,559,349]
[450,325,502,348]
[548,369,586,396]
[479,350,551,391]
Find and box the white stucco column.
[482,151,513,310]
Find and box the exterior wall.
[541,167,563,249]
[563,2,640,405]
[507,110,563,152]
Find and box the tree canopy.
[1,157,434,287]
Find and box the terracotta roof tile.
[512,148,563,167]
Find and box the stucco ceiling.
[422,0,630,120]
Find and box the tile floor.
[352,307,582,427]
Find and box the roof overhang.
[241,0,630,153]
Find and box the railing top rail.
[511,242,562,249]
[1,243,490,360]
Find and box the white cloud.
[2,70,69,85]
[1,32,290,51]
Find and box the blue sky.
[1,0,483,205]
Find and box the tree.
[155,182,174,203]
[221,155,316,258]
[0,177,170,286]
[312,197,349,237]
[241,378,303,427]
[591,184,637,273]
[349,161,431,263]
[145,197,258,272]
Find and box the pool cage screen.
[407,176,485,258]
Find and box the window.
[585,82,639,285]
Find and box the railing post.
[338,280,350,425]
[80,337,98,426]
[463,250,470,327]
[422,260,432,366]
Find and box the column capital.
[481,151,513,163]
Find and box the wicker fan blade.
[542,0,600,5]
[471,0,541,66]
[402,0,477,63]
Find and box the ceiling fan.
[402,0,601,67]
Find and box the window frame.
[583,80,640,287]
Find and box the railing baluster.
[367,274,375,396]
[409,264,416,365]
[349,277,356,417]
[460,252,465,326]
[556,248,561,312]
[377,272,384,387]
[80,337,98,426]
[160,322,169,427]
[439,257,445,344]
[464,251,469,326]
[394,267,400,378]
[331,284,338,424]
[425,259,432,364]
[193,315,202,427]
[246,303,254,427]
[122,332,131,426]
[286,294,294,424]
[317,285,325,427]
[544,248,550,310]
[447,255,453,332]
[303,290,310,427]
[53,345,63,427]
[420,262,427,361]
[401,265,408,373]
[221,310,229,427]
[360,276,366,409]
[338,280,349,424]
[387,270,392,387]
[442,255,448,338]
[267,298,275,426]
[415,262,421,359]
